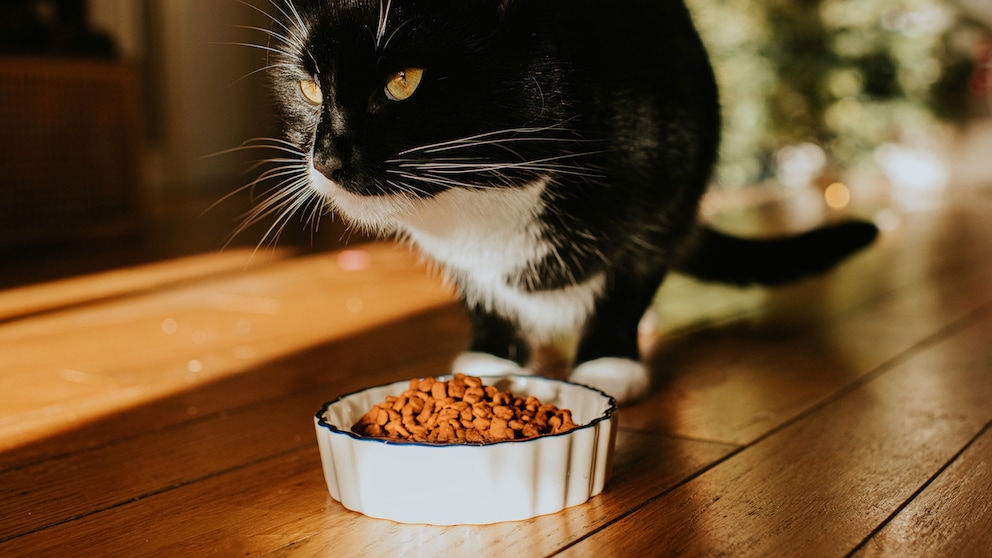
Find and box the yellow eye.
[299,79,323,106]
[385,68,424,102]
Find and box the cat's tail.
[673,220,879,286]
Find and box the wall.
[88,0,278,207]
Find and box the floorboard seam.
[0,445,309,545]
[844,419,992,557]
[551,299,992,556]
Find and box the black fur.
[676,221,880,286]
[259,0,878,400]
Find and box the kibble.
[352,374,577,443]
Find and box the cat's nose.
[313,151,345,181]
[313,116,354,181]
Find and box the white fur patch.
[395,180,604,341]
[569,358,650,404]
[309,170,604,341]
[307,165,414,232]
[479,273,605,342]
[451,352,530,377]
[395,180,549,268]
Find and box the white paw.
[569,358,650,404]
[451,352,531,377]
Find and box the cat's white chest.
[398,181,548,280]
[395,180,604,340]
[308,169,605,338]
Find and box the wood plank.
[1,186,989,556]
[0,302,468,472]
[0,247,296,322]
[0,243,457,458]
[0,350,462,541]
[0,448,323,555]
[634,265,992,445]
[654,188,992,339]
[559,304,992,557]
[629,224,992,445]
[0,429,736,556]
[853,424,992,557]
[260,433,737,558]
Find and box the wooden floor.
[1,184,991,557]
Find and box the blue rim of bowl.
[315,375,618,448]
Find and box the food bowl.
[314,375,618,525]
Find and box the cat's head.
[263,0,588,232]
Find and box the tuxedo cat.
[251,0,877,402]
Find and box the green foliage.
[685,0,985,187]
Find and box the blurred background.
[1,0,990,289]
[0,0,354,289]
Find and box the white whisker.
[388,170,495,191]
[230,174,312,252]
[396,125,581,156]
[205,137,306,160]
[203,154,307,218]
[244,136,308,150]
[390,151,608,179]
[220,41,294,58]
[281,0,310,38]
[234,0,293,35]
[254,0,317,72]
[380,20,411,52]
[228,62,297,87]
[429,136,597,154]
[376,0,394,47]
[251,196,308,253]
[386,178,435,198]
[249,166,309,194]
[304,192,329,230]
[233,24,296,46]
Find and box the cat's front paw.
[451,352,531,377]
[569,358,650,404]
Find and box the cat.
[248,0,878,403]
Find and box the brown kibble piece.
[431,381,447,400]
[364,423,384,437]
[448,381,466,399]
[416,401,435,424]
[493,406,514,421]
[465,429,484,443]
[462,386,485,404]
[351,375,578,444]
[418,377,435,392]
[438,423,456,442]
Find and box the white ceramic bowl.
[314,375,618,525]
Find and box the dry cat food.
[352,374,577,443]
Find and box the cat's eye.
[299,79,323,106]
[384,68,424,102]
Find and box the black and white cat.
[250,0,877,402]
